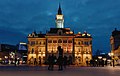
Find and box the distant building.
[0,44,16,52]
[110,28,120,64]
[17,42,28,63]
[17,42,27,51]
[27,4,92,65]
[0,44,16,63]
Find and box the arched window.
[58,39,62,43]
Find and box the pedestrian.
[57,56,63,71]
[51,54,55,70]
[48,55,51,70]
[39,57,41,66]
[34,58,37,65]
[48,54,55,71]
[63,56,67,68]
[17,59,20,65]
[86,60,89,66]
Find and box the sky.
[0,0,120,54]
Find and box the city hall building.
[27,5,92,65]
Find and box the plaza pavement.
[0,65,120,76]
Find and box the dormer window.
[32,32,35,37]
[59,31,61,35]
[33,34,34,37]
[58,29,63,35]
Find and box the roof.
[28,32,45,38]
[37,34,46,38]
[47,28,71,34]
[58,3,62,15]
[112,28,120,37]
[75,33,92,38]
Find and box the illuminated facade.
[110,28,120,62]
[27,4,92,65]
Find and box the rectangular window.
[28,41,29,44]
[36,41,38,45]
[68,40,72,43]
[39,48,41,52]
[81,41,83,44]
[39,42,41,45]
[53,40,57,43]
[74,42,76,44]
[31,41,35,46]
[48,40,52,43]
[63,40,67,43]
[31,48,34,53]
[90,41,92,44]
[44,42,46,45]
[84,42,89,45]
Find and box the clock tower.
[56,4,64,28]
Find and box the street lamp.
[103,58,106,61]
[108,52,114,67]
[103,58,107,66]
[98,56,102,60]
[108,52,114,57]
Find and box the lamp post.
[52,47,53,54]
[108,52,114,67]
[14,50,17,66]
[98,56,102,67]
[103,58,107,66]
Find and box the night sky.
[0,0,120,54]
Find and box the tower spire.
[58,3,62,15]
[56,3,64,28]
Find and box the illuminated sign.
[20,42,27,45]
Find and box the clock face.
[57,15,63,19]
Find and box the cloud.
[81,0,89,5]
[0,26,27,44]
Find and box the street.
[0,65,120,76]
